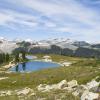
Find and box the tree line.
[0,52,27,65]
[29,45,100,58]
[0,53,10,64]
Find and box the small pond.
[9,61,60,72]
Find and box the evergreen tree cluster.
[0,53,10,64]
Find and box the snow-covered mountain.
[39,38,75,45]
[38,38,90,50]
[0,37,18,53]
[0,37,99,54]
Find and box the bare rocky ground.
[0,77,100,100]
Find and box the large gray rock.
[57,80,68,89]
[0,90,12,96]
[16,87,33,95]
[72,85,88,97]
[37,80,78,92]
[86,80,100,92]
[67,80,78,88]
[81,90,99,100]
[37,80,68,92]
[63,80,78,92]
[37,84,48,92]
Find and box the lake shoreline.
[8,60,61,72]
[1,55,71,73]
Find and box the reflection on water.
[9,61,60,72]
[22,63,26,71]
[15,65,18,72]
[15,62,26,72]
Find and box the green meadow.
[0,54,100,100]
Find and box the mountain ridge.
[0,37,100,58]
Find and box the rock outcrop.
[16,87,33,95]
[0,77,8,80]
[81,90,99,100]
[37,79,100,100]
[0,90,12,96]
[37,80,68,92]
[0,78,99,100]
[86,80,100,92]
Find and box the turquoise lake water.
[9,61,60,72]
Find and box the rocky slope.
[0,78,99,100]
[0,37,18,54]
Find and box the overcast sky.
[0,0,100,42]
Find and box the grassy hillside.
[0,54,100,100]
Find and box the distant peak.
[25,39,33,42]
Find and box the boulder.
[57,80,67,89]
[86,80,100,92]
[0,77,8,80]
[64,87,74,92]
[37,80,79,93]
[30,92,36,96]
[62,62,72,66]
[43,85,54,92]
[0,90,12,96]
[17,87,33,95]
[37,84,58,92]
[81,90,99,100]
[72,85,89,97]
[6,91,12,96]
[80,85,88,90]
[37,80,68,92]
[37,84,47,92]
[0,91,7,96]
[67,80,78,88]
[72,90,80,97]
